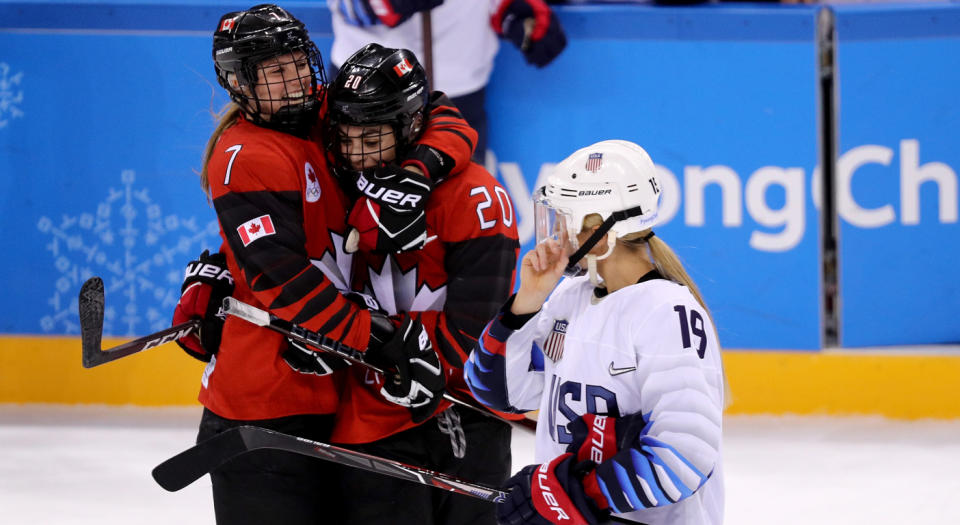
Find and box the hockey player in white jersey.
[465,140,725,524]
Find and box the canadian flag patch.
[220,17,237,32]
[393,58,413,77]
[237,214,276,247]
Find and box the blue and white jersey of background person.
[467,273,726,524]
[328,0,499,98]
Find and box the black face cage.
[327,115,405,182]
[227,40,327,136]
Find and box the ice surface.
[1,405,958,524]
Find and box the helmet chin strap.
[587,255,601,287]
[564,204,644,277]
[586,235,616,287]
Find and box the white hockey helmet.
[534,139,662,277]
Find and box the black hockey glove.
[281,291,382,376]
[492,0,567,68]
[345,165,432,254]
[171,250,234,362]
[365,314,445,423]
[281,338,352,377]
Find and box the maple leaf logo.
[248,223,261,235]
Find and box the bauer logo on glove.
[355,171,425,209]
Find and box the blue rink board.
[0,3,825,349]
[833,4,960,346]
[486,7,822,349]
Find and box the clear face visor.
[533,187,584,276]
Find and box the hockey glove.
[335,0,443,28]
[567,412,663,514]
[171,250,234,362]
[345,165,433,253]
[281,338,352,376]
[492,0,567,68]
[281,291,383,376]
[364,314,445,423]
[497,453,604,525]
[566,414,619,465]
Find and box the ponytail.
[622,230,710,316]
[200,103,242,197]
[582,215,712,319]
[647,235,711,316]
[625,229,732,407]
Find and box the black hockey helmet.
[212,4,326,135]
[327,44,430,172]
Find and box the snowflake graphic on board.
[37,170,220,336]
[0,62,24,129]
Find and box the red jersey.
[333,161,521,444]
[400,92,478,182]
[200,115,371,420]
[199,95,478,421]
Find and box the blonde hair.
[200,103,243,197]
[628,231,711,315]
[585,214,732,407]
[583,214,712,321]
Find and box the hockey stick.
[152,425,505,498]
[421,10,434,86]
[223,297,538,432]
[151,426,644,525]
[78,276,200,368]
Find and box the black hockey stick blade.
[153,426,645,524]
[78,276,106,366]
[223,297,537,432]
[152,426,508,501]
[152,425,249,492]
[79,276,200,368]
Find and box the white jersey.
[466,274,725,524]
[329,0,499,97]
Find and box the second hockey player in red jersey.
[298,43,521,524]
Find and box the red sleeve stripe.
[479,326,508,357]
[428,128,474,151]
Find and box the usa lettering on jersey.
[543,319,567,362]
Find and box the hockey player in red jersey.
[320,44,522,524]
[173,5,466,524]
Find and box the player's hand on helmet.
[171,250,234,362]
[492,0,567,68]
[512,235,568,315]
[364,314,445,423]
[345,164,433,254]
[497,453,605,525]
[281,291,383,376]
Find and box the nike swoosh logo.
[608,362,637,376]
